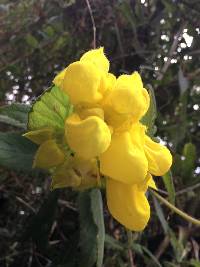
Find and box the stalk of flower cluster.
[151,189,200,227]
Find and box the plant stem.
[126,230,136,267]
[151,189,200,226]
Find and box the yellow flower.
[25,48,173,232]
[80,47,109,73]
[103,72,150,130]
[106,178,150,231]
[65,113,111,159]
[99,124,148,185]
[144,135,172,176]
[53,47,110,105]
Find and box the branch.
[85,0,96,49]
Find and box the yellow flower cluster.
[26,48,172,231]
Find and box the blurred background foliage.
[0,0,200,266]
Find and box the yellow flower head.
[25,47,172,232]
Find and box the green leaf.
[105,234,124,251]
[0,103,30,128]
[90,189,105,267]
[141,246,163,267]
[0,132,38,171]
[141,84,157,137]
[78,188,105,267]
[162,170,175,204]
[181,143,196,184]
[28,85,73,131]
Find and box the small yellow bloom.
[103,72,150,129]
[53,68,66,89]
[144,135,172,176]
[63,61,103,105]
[106,178,150,231]
[65,113,111,159]
[100,127,148,185]
[80,47,109,73]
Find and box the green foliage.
[28,85,73,131]
[162,171,175,204]
[181,143,196,183]
[78,189,105,267]
[141,84,157,137]
[0,103,30,128]
[153,195,184,263]
[0,132,37,171]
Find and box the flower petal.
[144,135,172,176]
[33,139,65,169]
[106,178,150,231]
[53,68,66,89]
[63,61,102,105]
[65,114,111,159]
[80,47,109,73]
[100,129,148,184]
[104,72,150,128]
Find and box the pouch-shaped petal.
[80,47,109,73]
[33,139,65,169]
[106,178,150,231]
[53,68,66,89]
[65,114,111,159]
[104,73,150,128]
[144,135,172,176]
[23,128,54,145]
[100,130,148,184]
[63,61,102,105]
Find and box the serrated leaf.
[162,170,175,204]
[0,132,38,171]
[141,84,157,137]
[78,189,105,267]
[28,85,73,131]
[181,143,196,184]
[0,103,30,128]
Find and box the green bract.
[28,85,73,131]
